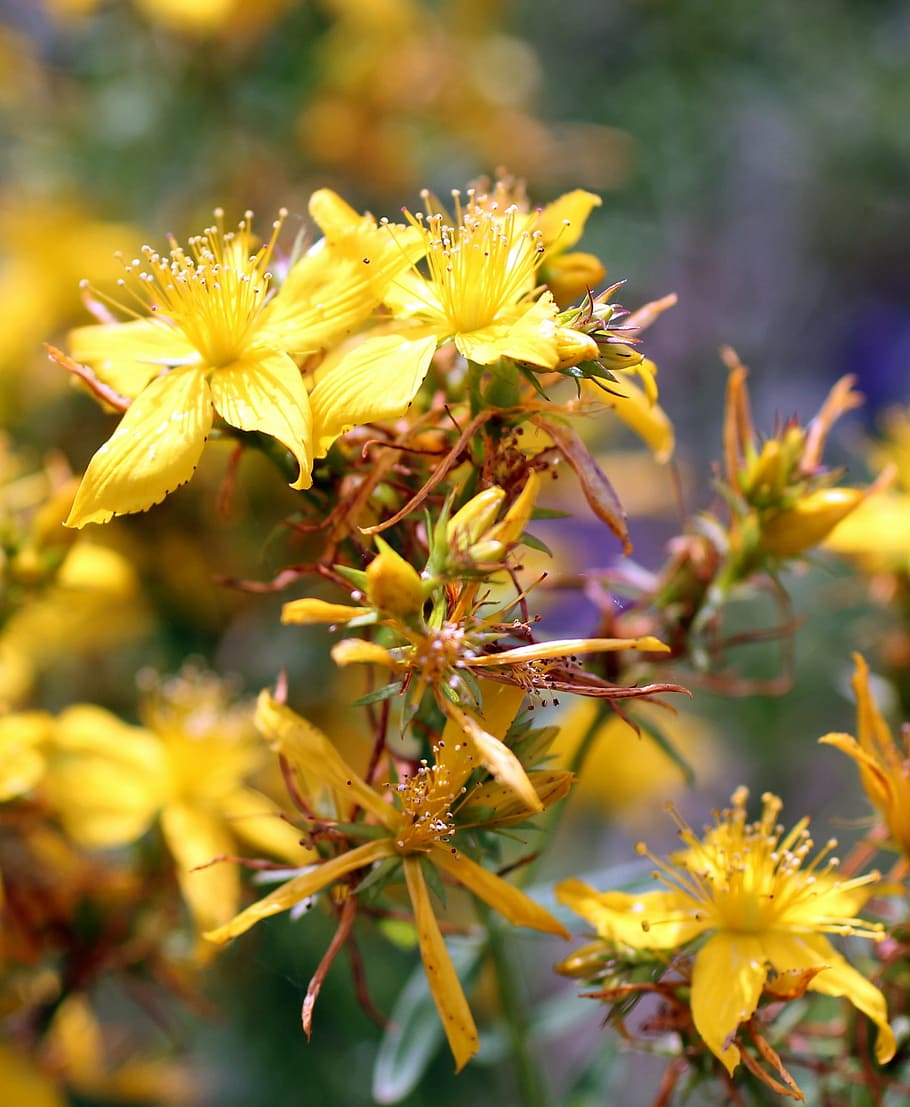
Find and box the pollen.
[642,788,884,941]
[89,209,287,370]
[405,189,544,335]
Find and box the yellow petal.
[761,931,896,1064]
[309,334,437,457]
[454,299,558,368]
[433,847,568,938]
[0,711,52,800]
[281,598,371,625]
[403,856,479,1072]
[818,732,893,817]
[444,699,541,813]
[465,635,668,666]
[204,837,395,943]
[330,639,400,668]
[254,692,398,830]
[691,932,768,1075]
[591,376,675,463]
[537,190,602,252]
[160,802,239,933]
[65,365,213,527]
[0,1044,68,1107]
[307,188,365,237]
[486,471,541,546]
[223,786,310,864]
[555,878,704,950]
[69,319,198,399]
[209,351,313,490]
[45,705,167,847]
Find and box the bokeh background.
[2,1,909,1103]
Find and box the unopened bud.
[542,251,607,307]
[365,537,425,617]
[447,488,506,552]
[487,471,541,546]
[761,488,864,557]
[554,327,600,370]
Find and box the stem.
[477,898,551,1107]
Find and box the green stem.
[477,898,551,1107]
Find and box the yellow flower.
[821,653,910,858]
[42,668,305,936]
[392,189,560,365]
[557,787,895,1076]
[205,684,569,1071]
[62,195,415,527]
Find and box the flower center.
[639,787,883,940]
[91,209,286,370]
[406,190,544,336]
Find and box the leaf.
[372,938,484,1104]
[352,682,405,707]
[532,416,631,554]
[519,531,554,557]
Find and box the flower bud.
[487,471,541,546]
[761,488,864,557]
[542,251,606,307]
[553,327,600,370]
[365,537,425,617]
[447,488,506,553]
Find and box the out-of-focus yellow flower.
[584,361,674,462]
[0,1043,66,1107]
[825,407,910,573]
[0,443,150,708]
[205,684,568,1071]
[760,487,865,557]
[44,993,197,1104]
[0,711,51,800]
[557,787,895,1076]
[42,668,305,936]
[821,653,910,859]
[550,700,718,823]
[0,195,137,389]
[45,0,292,38]
[0,994,195,1106]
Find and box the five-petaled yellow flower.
[63,194,419,526]
[42,668,304,938]
[205,684,569,1071]
[821,653,910,860]
[557,787,895,1075]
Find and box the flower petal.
[309,334,437,457]
[403,856,479,1072]
[160,802,239,934]
[762,931,896,1064]
[222,786,311,864]
[443,699,540,813]
[555,878,704,950]
[537,190,602,252]
[209,351,313,490]
[204,837,395,943]
[454,298,558,368]
[69,319,198,398]
[591,376,675,463]
[65,366,213,527]
[691,932,768,1075]
[281,599,371,625]
[45,705,167,847]
[254,692,399,830]
[433,847,568,938]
